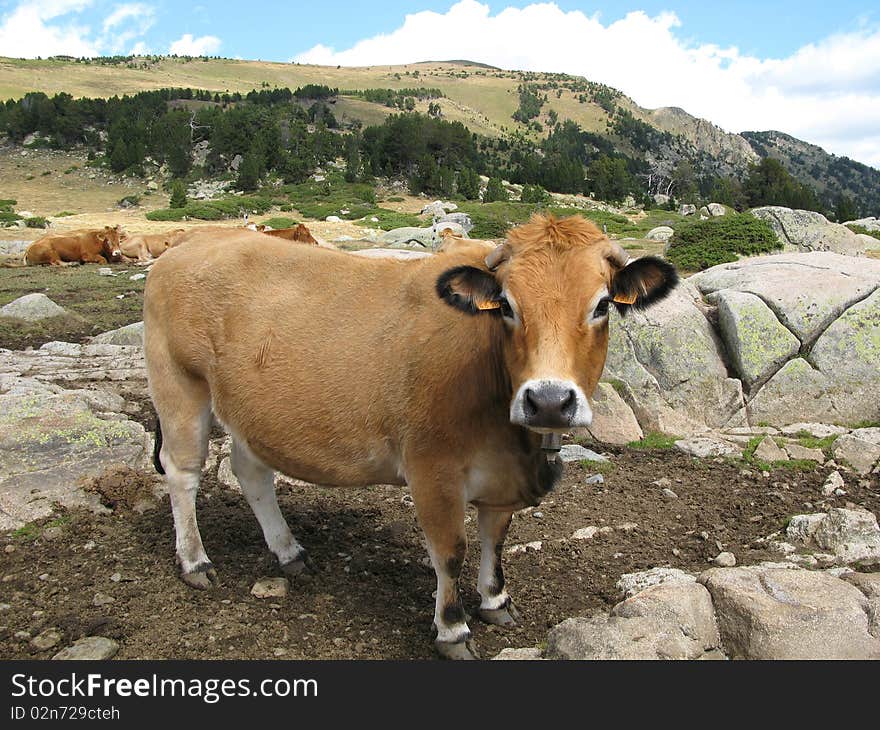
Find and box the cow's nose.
[523,384,577,427]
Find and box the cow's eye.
[592,297,610,320]
[498,297,514,320]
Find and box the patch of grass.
[0,211,22,226]
[260,216,299,229]
[285,176,377,221]
[0,199,17,210]
[12,515,69,541]
[0,263,145,350]
[457,201,536,238]
[63,166,79,174]
[795,432,838,456]
[626,432,679,450]
[582,459,616,475]
[25,217,49,228]
[54,210,76,217]
[849,420,880,429]
[356,208,426,231]
[603,378,628,396]
[387,196,405,202]
[846,224,880,241]
[666,213,780,271]
[146,195,273,222]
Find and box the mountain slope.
[0,55,876,214]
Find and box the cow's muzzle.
[510,379,593,431]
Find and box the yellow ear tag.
[612,292,638,305]
[477,300,502,310]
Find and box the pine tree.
[483,176,508,203]
[169,179,187,209]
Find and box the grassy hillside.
[1,55,877,216]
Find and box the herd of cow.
[21,222,318,267]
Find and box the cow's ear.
[437,265,503,315]
[611,256,678,314]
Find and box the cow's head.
[100,225,124,262]
[437,214,677,432]
[294,224,318,245]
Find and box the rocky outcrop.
[0,294,72,323]
[91,321,144,347]
[751,206,876,256]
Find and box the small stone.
[30,628,62,651]
[585,474,604,485]
[785,443,825,463]
[251,577,289,599]
[662,488,679,500]
[52,636,119,660]
[492,647,543,660]
[506,541,543,555]
[38,574,49,581]
[653,477,672,487]
[560,444,608,463]
[822,471,845,497]
[835,488,847,496]
[532,511,544,519]
[754,436,788,463]
[14,630,31,640]
[3,545,14,554]
[93,592,115,606]
[110,572,122,583]
[83,541,96,551]
[572,526,599,540]
[616,522,639,532]
[272,648,287,657]
[41,526,64,540]
[713,552,737,567]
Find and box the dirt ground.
[1,440,877,660]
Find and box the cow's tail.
[153,418,166,475]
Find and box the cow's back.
[145,229,490,483]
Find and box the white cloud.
[168,32,220,56]
[0,0,157,57]
[294,0,880,168]
[0,0,98,57]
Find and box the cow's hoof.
[280,553,312,580]
[181,563,218,590]
[436,638,480,660]
[478,599,520,627]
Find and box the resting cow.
[261,224,318,245]
[120,229,186,263]
[144,215,677,659]
[25,226,124,266]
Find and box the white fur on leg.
[231,437,304,565]
[165,460,211,574]
[426,544,471,644]
[477,509,512,610]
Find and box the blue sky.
[2,1,880,167]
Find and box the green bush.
[118,194,141,208]
[261,217,299,229]
[169,180,187,209]
[457,201,535,238]
[520,184,549,204]
[356,208,426,231]
[146,195,273,222]
[0,199,17,211]
[483,177,509,203]
[285,177,377,220]
[846,224,880,241]
[25,217,49,228]
[0,211,22,226]
[666,213,780,271]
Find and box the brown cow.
[261,224,318,245]
[25,226,124,266]
[120,229,186,263]
[144,215,677,659]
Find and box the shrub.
[520,184,549,204]
[146,195,273,222]
[25,217,49,228]
[0,211,21,226]
[356,208,425,231]
[457,201,535,238]
[846,224,880,241]
[483,177,509,203]
[0,199,18,211]
[169,180,187,209]
[666,213,780,271]
[261,217,299,229]
[117,194,141,208]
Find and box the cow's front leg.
[410,473,478,660]
[477,507,520,626]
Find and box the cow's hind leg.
[476,507,519,626]
[409,467,477,660]
[230,438,308,577]
[153,372,215,589]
